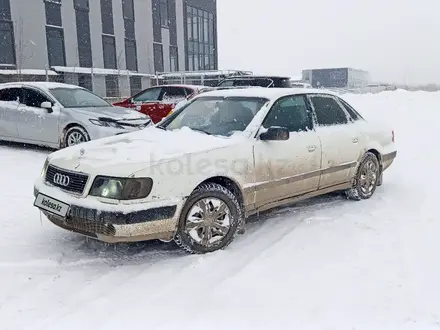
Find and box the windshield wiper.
[191,128,212,135]
[156,125,166,130]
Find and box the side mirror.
[40,101,53,113]
[259,126,290,141]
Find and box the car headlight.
[41,158,49,178]
[89,119,124,129]
[89,176,153,200]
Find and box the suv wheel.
[174,183,242,254]
[346,152,380,201]
[64,126,90,147]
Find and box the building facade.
[0,0,218,97]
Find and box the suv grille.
[45,165,89,194]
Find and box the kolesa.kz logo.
[41,198,63,212]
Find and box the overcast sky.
[217,0,439,84]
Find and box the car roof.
[154,84,209,90]
[0,81,84,90]
[195,87,339,100]
[222,76,291,80]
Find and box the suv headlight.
[89,119,124,129]
[89,176,153,200]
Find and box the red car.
[113,84,213,124]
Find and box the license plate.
[34,193,70,218]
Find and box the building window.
[0,20,15,66]
[105,75,119,97]
[124,19,135,39]
[125,39,137,71]
[122,0,137,72]
[102,35,117,69]
[153,43,164,73]
[73,0,89,10]
[130,76,142,96]
[100,0,114,35]
[44,1,62,26]
[46,26,66,66]
[78,74,92,91]
[185,5,215,71]
[0,0,11,20]
[160,0,168,27]
[74,0,92,68]
[170,46,178,72]
[122,0,134,20]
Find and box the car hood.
[69,106,149,121]
[47,126,246,177]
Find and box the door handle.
[352,137,359,143]
[307,145,316,152]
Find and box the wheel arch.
[195,176,245,209]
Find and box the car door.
[307,94,363,189]
[16,87,59,144]
[252,94,322,209]
[131,87,163,123]
[0,87,22,139]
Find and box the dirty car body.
[33,88,397,254]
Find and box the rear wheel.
[174,183,242,254]
[64,126,90,147]
[346,152,380,200]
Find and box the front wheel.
[64,126,90,147]
[174,183,242,254]
[346,152,380,200]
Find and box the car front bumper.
[33,183,182,243]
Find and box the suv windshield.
[217,78,273,88]
[163,96,269,137]
[49,88,110,108]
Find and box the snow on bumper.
[33,178,183,243]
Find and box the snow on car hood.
[71,106,149,120]
[47,126,245,176]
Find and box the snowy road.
[1,91,439,330]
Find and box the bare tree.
[14,17,35,81]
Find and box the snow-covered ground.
[1,90,439,330]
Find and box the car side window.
[133,87,162,102]
[22,88,51,108]
[0,88,22,103]
[161,87,187,102]
[337,97,364,121]
[309,95,348,126]
[263,95,312,132]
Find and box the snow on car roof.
[0,81,84,91]
[194,87,338,100]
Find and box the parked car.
[216,75,291,88]
[33,88,397,254]
[113,84,213,124]
[0,82,151,149]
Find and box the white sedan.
[33,88,397,254]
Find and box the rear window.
[217,78,273,88]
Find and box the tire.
[64,126,90,148]
[345,152,381,201]
[174,183,243,254]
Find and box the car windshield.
[49,88,111,108]
[163,96,269,137]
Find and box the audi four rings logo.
[53,173,70,187]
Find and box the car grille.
[45,165,89,194]
[44,212,116,238]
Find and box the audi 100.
[33,88,397,254]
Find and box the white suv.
[33,88,397,254]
